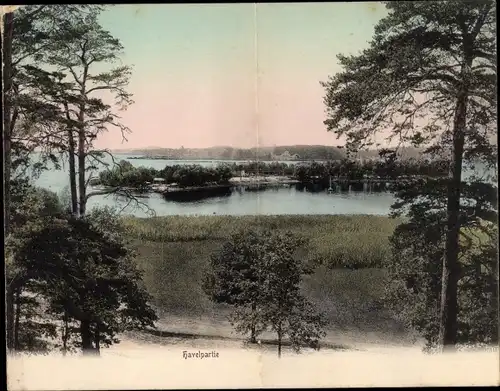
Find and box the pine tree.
[322,0,496,351]
[384,176,498,351]
[7,205,158,355]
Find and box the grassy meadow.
[121,215,416,347]
[123,215,401,268]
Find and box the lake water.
[32,154,495,217]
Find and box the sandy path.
[8,315,498,389]
[102,313,426,361]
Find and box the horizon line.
[108,144,419,151]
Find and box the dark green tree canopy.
[7,205,158,352]
[322,0,497,351]
[385,178,498,350]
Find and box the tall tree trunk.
[277,325,282,359]
[4,11,19,353]
[67,129,78,215]
[80,319,94,354]
[250,302,257,343]
[6,285,15,351]
[2,11,14,236]
[77,62,88,217]
[94,325,100,356]
[62,311,69,356]
[438,87,468,352]
[14,287,21,350]
[78,128,86,216]
[492,259,499,344]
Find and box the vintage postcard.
[3,2,499,389]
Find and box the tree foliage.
[322,1,496,163]
[203,230,269,343]
[257,232,327,357]
[6,202,158,354]
[4,5,158,355]
[98,162,234,189]
[204,229,326,357]
[160,164,233,187]
[322,0,497,350]
[384,177,498,350]
[8,5,141,217]
[8,5,105,172]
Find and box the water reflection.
[84,185,396,217]
[32,154,495,217]
[161,186,233,203]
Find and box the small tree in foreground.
[259,232,327,358]
[203,230,267,343]
[204,229,326,357]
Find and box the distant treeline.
[292,159,449,184]
[97,158,449,189]
[113,145,425,161]
[98,161,233,188]
[230,159,449,184]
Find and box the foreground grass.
[131,239,407,337]
[123,215,411,341]
[123,215,401,269]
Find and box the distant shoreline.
[109,145,426,162]
[125,155,306,162]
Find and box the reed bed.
[122,215,400,269]
[123,215,412,336]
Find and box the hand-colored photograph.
[3,2,498,389]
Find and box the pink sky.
[94,3,388,150]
